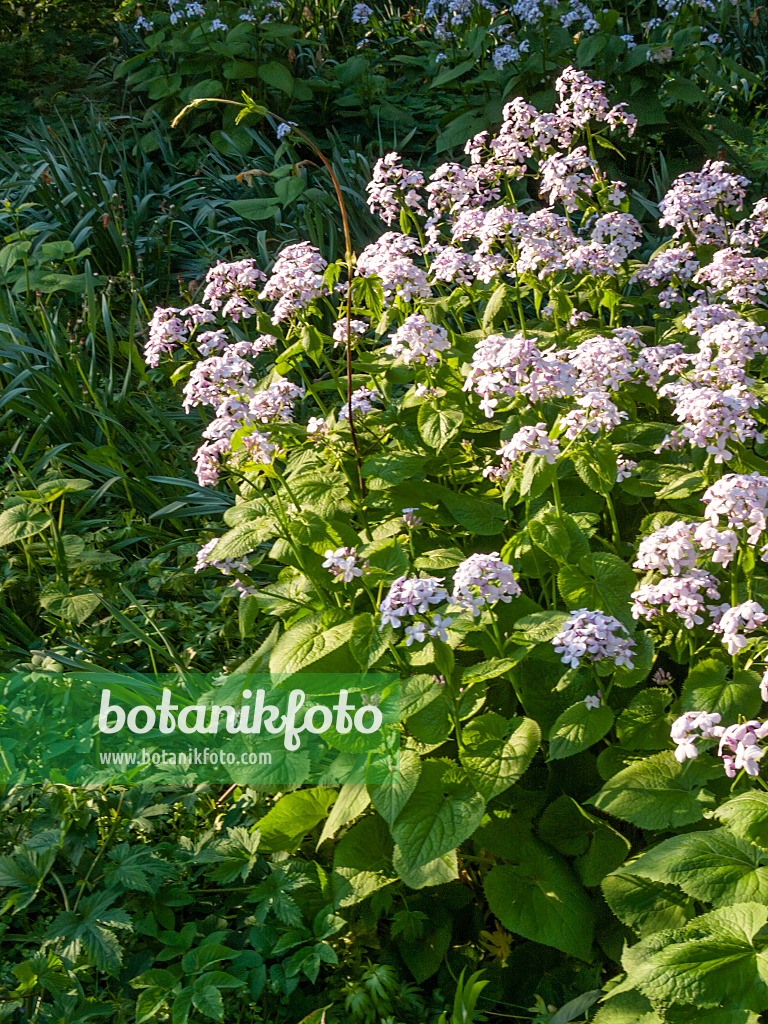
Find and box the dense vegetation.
[1,0,768,1021]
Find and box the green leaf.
[428,56,476,89]
[715,792,768,850]
[332,814,392,906]
[391,760,486,870]
[571,441,617,496]
[392,847,457,889]
[461,655,528,684]
[0,504,49,545]
[590,751,718,830]
[681,661,761,722]
[39,584,100,625]
[538,796,630,886]
[369,748,421,827]
[257,61,294,94]
[227,197,281,221]
[0,849,56,913]
[460,714,540,800]
[481,282,510,331]
[592,990,662,1024]
[417,403,463,451]
[191,983,224,1022]
[349,612,393,670]
[513,610,569,642]
[528,508,571,561]
[615,689,673,751]
[628,828,768,908]
[434,486,508,535]
[136,987,170,1024]
[602,872,694,937]
[269,616,356,676]
[519,456,558,501]
[483,835,594,960]
[258,789,337,853]
[548,702,614,761]
[558,553,638,631]
[318,784,370,847]
[275,176,305,204]
[626,904,768,1011]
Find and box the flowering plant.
[147,69,768,1015]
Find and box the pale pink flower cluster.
[702,473,768,545]
[484,423,560,481]
[552,609,635,669]
[672,712,768,778]
[560,390,627,439]
[322,546,368,582]
[338,386,382,420]
[631,569,721,629]
[366,152,426,224]
[259,242,328,323]
[451,552,522,615]
[658,160,749,244]
[463,333,575,417]
[709,600,768,656]
[194,538,256,598]
[379,575,452,644]
[386,315,450,365]
[356,232,431,301]
[658,381,763,462]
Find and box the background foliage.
[1,0,768,1022]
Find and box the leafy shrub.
[121,0,764,176]
[137,70,768,1017]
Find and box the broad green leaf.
[538,795,629,886]
[274,175,305,204]
[715,792,768,850]
[615,689,673,750]
[417,403,463,451]
[558,553,637,631]
[590,751,719,830]
[459,714,540,800]
[461,654,529,684]
[628,828,768,908]
[191,982,224,1022]
[528,508,571,561]
[513,610,569,642]
[428,56,476,89]
[592,990,662,1024]
[627,903,768,1012]
[434,486,507,536]
[393,846,458,889]
[39,584,100,625]
[571,441,617,496]
[349,612,393,670]
[0,504,49,546]
[681,660,761,722]
[209,519,279,559]
[332,814,392,907]
[257,60,294,94]
[136,987,170,1024]
[548,702,614,761]
[318,784,370,847]
[483,835,594,960]
[269,616,356,675]
[227,198,281,221]
[391,760,485,870]
[369,748,421,827]
[258,789,337,853]
[601,872,695,937]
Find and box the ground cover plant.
[2,0,768,1022]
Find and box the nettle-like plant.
[146,68,768,1017]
